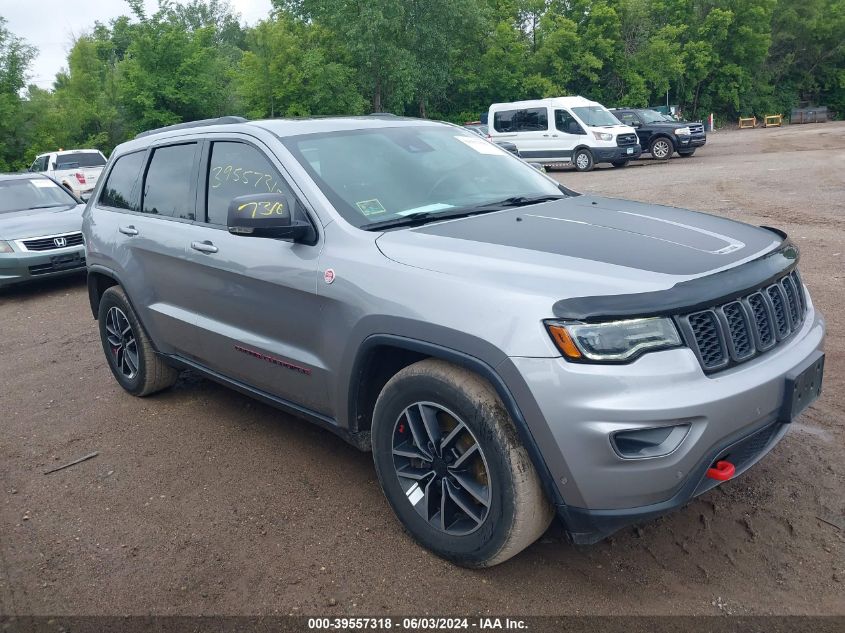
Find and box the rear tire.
[650,137,673,160]
[371,359,553,567]
[97,286,178,396]
[572,148,594,172]
[611,160,629,168]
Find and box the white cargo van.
[488,96,641,171]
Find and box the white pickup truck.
[29,149,108,200]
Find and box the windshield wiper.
[363,209,491,231]
[362,194,567,232]
[466,194,568,211]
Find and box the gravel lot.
[1,123,843,617]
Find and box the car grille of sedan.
[616,134,638,146]
[678,270,807,372]
[21,232,84,251]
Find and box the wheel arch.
[87,265,120,319]
[347,334,565,507]
[649,133,675,149]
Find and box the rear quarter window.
[99,152,145,211]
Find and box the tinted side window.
[206,142,291,225]
[616,111,640,126]
[142,144,197,219]
[493,109,517,132]
[99,151,145,211]
[515,108,548,131]
[555,110,585,135]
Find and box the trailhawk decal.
[234,345,312,376]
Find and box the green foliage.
[1,0,843,169]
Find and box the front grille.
[688,123,705,134]
[616,133,637,146]
[22,232,84,251]
[680,270,808,373]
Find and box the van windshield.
[572,106,620,127]
[283,126,563,229]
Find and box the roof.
[0,173,51,182]
[112,115,448,155]
[249,115,442,138]
[35,149,103,158]
[489,96,602,110]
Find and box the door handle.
[542,134,550,137]
[119,225,138,236]
[191,240,218,254]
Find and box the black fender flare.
[348,334,565,507]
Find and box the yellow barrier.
[738,116,757,129]
[763,114,783,127]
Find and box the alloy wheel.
[652,139,671,159]
[392,402,491,535]
[105,306,139,379]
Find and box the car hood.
[0,204,85,241]
[375,195,782,299]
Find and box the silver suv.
[83,116,825,567]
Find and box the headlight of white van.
[546,317,682,362]
[675,127,691,135]
[0,241,14,254]
[592,131,613,142]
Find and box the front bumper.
[677,133,707,150]
[504,300,824,542]
[0,246,86,288]
[593,144,642,163]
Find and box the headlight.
[546,317,682,362]
[592,131,613,142]
[0,241,14,254]
[675,127,691,135]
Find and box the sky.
[2,0,274,89]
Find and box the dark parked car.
[610,108,706,159]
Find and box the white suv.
[30,149,108,200]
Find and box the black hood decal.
[412,196,779,276]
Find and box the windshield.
[640,110,674,123]
[572,106,621,127]
[282,126,563,229]
[0,178,78,213]
[56,152,106,170]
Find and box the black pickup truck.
[610,108,706,159]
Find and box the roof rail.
[135,116,248,139]
[369,112,398,117]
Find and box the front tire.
[650,137,674,160]
[371,359,553,568]
[572,148,595,172]
[98,286,178,396]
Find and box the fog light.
[611,424,690,459]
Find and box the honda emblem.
[54,237,67,248]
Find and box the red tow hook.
[706,460,736,481]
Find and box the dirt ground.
[1,123,843,617]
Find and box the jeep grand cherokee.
[83,116,824,567]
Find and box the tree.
[0,16,37,170]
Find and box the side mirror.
[227,193,314,242]
[631,121,641,128]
